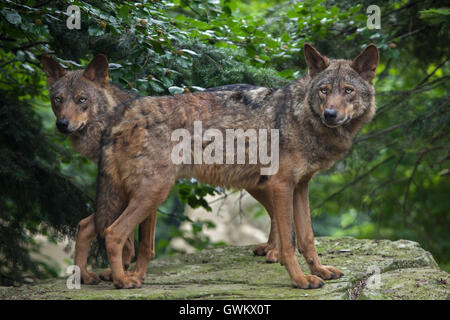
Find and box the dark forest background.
[0,0,448,285]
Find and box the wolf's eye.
[344,87,354,94]
[54,96,62,103]
[78,97,87,104]
[319,87,328,94]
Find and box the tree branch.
[381,0,423,18]
[355,123,406,144]
[33,0,53,8]
[401,145,447,225]
[312,155,397,211]
[375,74,450,118]
[357,97,449,144]
[415,58,449,88]
[390,26,427,42]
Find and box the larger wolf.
[42,43,378,289]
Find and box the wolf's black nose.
[56,118,69,132]
[324,109,337,121]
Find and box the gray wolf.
[42,43,378,289]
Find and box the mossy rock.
[1,237,448,300]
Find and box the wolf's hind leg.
[247,188,279,263]
[126,212,157,281]
[122,232,135,270]
[75,214,101,285]
[99,232,135,282]
[293,182,344,280]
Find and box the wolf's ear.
[351,44,379,83]
[83,54,109,85]
[304,43,330,78]
[41,55,66,86]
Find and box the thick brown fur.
[42,54,140,284]
[42,43,378,289]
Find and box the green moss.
[1,237,448,300]
[358,268,449,300]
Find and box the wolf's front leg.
[252,224,279,263]
[103,200,146,289]
[293,182,344,280]
[270,181,324,289]
[104,181,172,289]
[75,214,101,285]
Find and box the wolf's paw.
[253,243,279,262]
[99,268,113,281]
[253,242,270,256]
[125,270,145,282]
[311,265,344,280]
[265,248,279,263]
[292,275,324,289]
[113,275,142,289]
[81,271,101,285]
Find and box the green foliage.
[155,185,226,256]
[0,0,449,285]
[0,89,93,285]
[419,8,450,25]
[175,179,222,211]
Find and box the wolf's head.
[42,55,111,134]
[304,44,379,128]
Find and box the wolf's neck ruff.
[69,84,141,163]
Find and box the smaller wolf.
[43,43,378,289]
[41,54,140,283]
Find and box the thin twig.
[208,192,229,205]
[402,145,447,225]
[375,75,450,118]
[381,0,423,18]
[33,0,53,8]
[390,26,427,42]
[415,58,449,88]
[358,97,449,144]
[312,155,397,211]
[355,123,406,144]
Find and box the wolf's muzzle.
[324,109,337,122]
[322,109,348,127]
[56,118,70,133]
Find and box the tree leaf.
[1,8,22,25]
[168,86,184,95]
[88,25,105,37]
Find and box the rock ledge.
[1,237,448,300]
